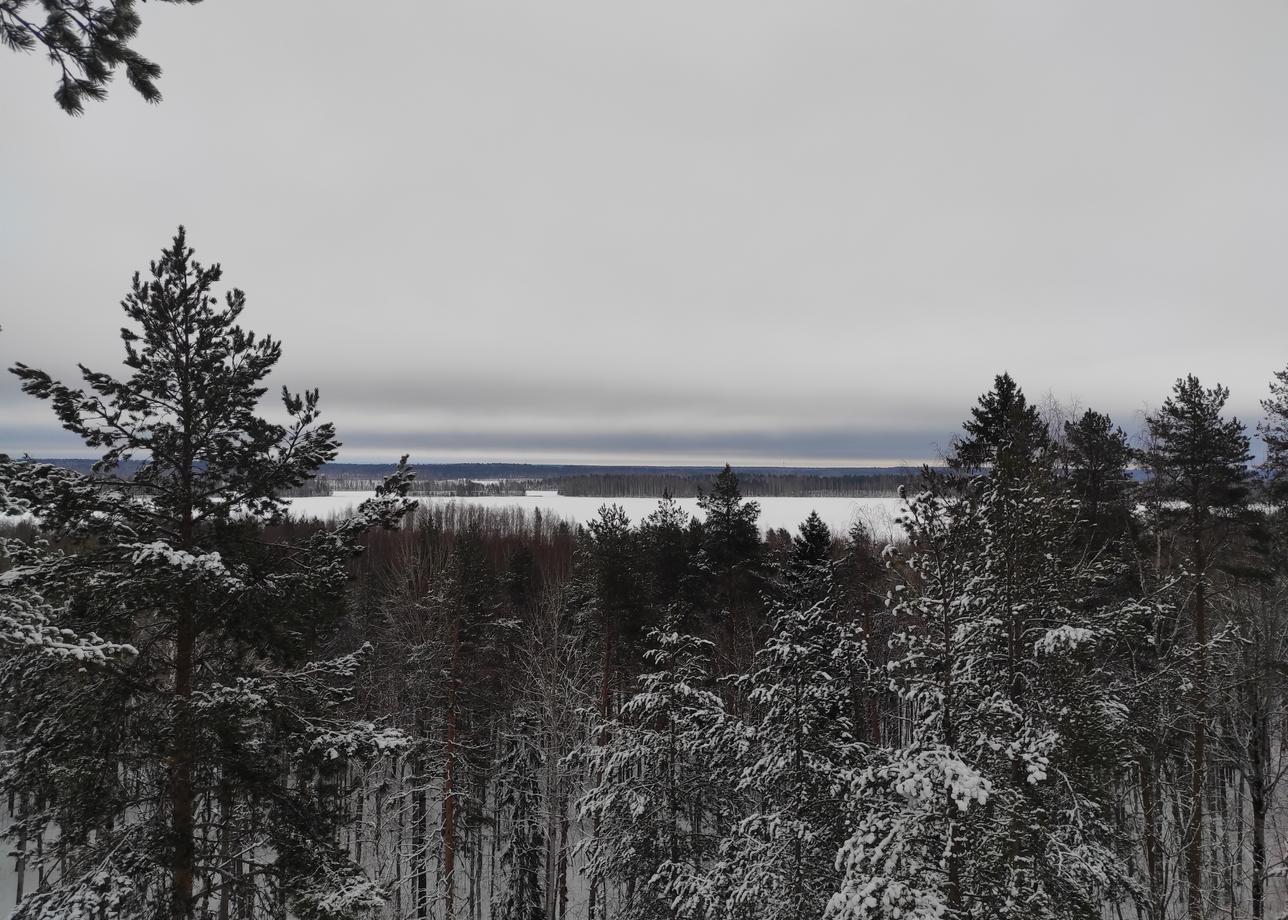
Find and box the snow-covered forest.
[3,232,1288,920]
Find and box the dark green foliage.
[0,228,413,919]
[1141,374,1252,518]
[587,505,640,622]
[1138,374,1254,917]
[694,466,764,644]
[496,708,547,920]
[1,0,201,114]
[638,492,696,615]
[1260,365,1288,506]
[785,510,833,606]
[791,510,832,569]
[950,372,1050,475]
[1064,409,1135,540]
[697,464,762,573]
[832,470,1149,920]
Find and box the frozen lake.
[286,491,907,542]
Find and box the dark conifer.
[950,372,1049,474]
[1140,373,1252,920]
[1260,365,1288,506]
[696,464,762,572]
[791,510,832,570]
[785,510,833,605]
[0,228,414,919]
[2,0,201,114]
[1065,409,1135,539]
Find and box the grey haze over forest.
[2,0,1286,465]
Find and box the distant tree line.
[37,465,920,500]
[530,472,915,498]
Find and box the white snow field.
[285,491,907,542]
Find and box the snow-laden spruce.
[828,471,1162,920]
[706,599,866,920]
[574,628,735,920]
[576,579,873,920]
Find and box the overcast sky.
[2,1,1286,466]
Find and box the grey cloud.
[1,0,1286,465]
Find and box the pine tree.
[1260,364,1288,506]
[1140,374,1253,920]
[426,528,507,920]
[949,372,1049,475]
[0,228,414,919]
[835,521,887,746]
[1,0,199,114]
[829,472,1149,920]
[0,467,140,666]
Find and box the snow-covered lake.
[286,492,907,542]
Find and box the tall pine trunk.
[171,375,198,920]
[217,778,233,920]
[443,617,462,920]
[171,591,197,919]
[413,755,428,920]
[588,625,614,920]
[1187,538,1207,920]
[1250,704,1268,920]
[1139,752,1162,919]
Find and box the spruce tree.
[709,600,865,920]
[575,628,732,920]
[949,372,1049,475]
[697,464,762,573]
[0,228,414,919]
[791,510,832,569]
[583,503,645,722]
[639,491,695,615]
[785,510,833,605]
[495,707,546,920]
[1064,409,1135,542]
[829,471,1150,920]
[695,465,764,658]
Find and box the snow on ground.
[285,491,907,543]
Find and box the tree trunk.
[1187,538,1207,920]
[171,593,197,920]
[1250,704,1269,920]
[14,792,27,905]
[556,778,570,920]
[1139,752,1162,919]
[217,779,233,920]
[588,624,614,920]
[413,755,428,920]
[172,355,199,920]
[1252,790,1266,920]
[444,618,462,920]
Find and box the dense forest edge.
[4,229,1288,920]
